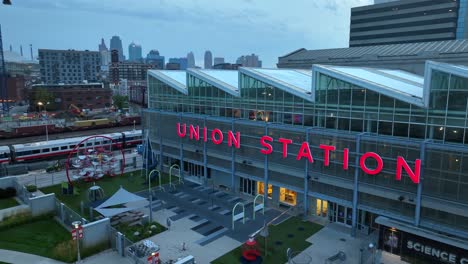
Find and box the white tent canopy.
[95,187,148,218]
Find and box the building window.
[280,188,296,205]
[257,182,272,199]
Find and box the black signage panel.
[400,232,468,264]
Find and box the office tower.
[213,57,225,66]
[128,42,142,62]
[110,36,124,61]
[236,54,262,67]
[350,0,468,47]
[187,52,195,68]
[204,50,212,69]
[146,50,165,69]
[98,38,108,52]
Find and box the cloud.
[3,0,373,67]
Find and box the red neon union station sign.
[177,123,421,184]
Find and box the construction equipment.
[68,104,85,118]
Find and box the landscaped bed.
[0,213,108,263]
[117,221,167,242]
[0,213,73,262]
[40,170,171,219]
[0,198,18,210]
[212,217,323,264]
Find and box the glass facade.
[144,66,468,239]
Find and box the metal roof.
[280,39,468,62]
[187,69,240,97]
[147,70,188,95]
[239,68,313,102]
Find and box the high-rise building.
[110,36,124,61]
[277,39,468,75]
[128,42,142,62]
[236,54,262,67]
[204,51,212,69]
[169,58,188,70]
[38,49,101,84]
[213,57,225,66]
[98,38,108,52]
[187,52,195,68]
[350,0,468,47]
[118,62,154,81]
[146,50,165,69]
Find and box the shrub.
[0,212,55,231]
[52,240,76,263]
[26,185,37,193]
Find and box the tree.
[33,88,54,111]
[112,94,128,110]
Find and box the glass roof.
[325,66,423,98]
[156,70,187,87]
[198,70,238,90]
[244,68,312,94]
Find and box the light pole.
[368,243,375,264]
[72,221,82,262]
[37,101,49,142]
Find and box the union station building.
[142,61,468,263]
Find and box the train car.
[122,130,143,147]
[0,146,10,164]
[10,130,142,162]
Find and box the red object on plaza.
[147,252,160,264]
[71,226,84,240]
[242,237,261,261]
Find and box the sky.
[0,0,372,68]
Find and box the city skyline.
[0,0,372,67]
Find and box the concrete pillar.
[263,123,269,207]
[272,185,280,207]
[415,140,429,226]
[231,119,236,192]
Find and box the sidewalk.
[0,249,66,264]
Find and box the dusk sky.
[0,0,372,67]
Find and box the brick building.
[30,83,112,111]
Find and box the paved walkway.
[289,223,409,264]
[149,208,242,263]
[0,249,66,264]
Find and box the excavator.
[68,104,85,118]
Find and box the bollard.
[89,207,94,221]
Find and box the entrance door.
[330,202,352,227]
[337,205,345,224]
[240,177,256,196]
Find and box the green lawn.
[40,170,173,219]
[0,217,72,262]
[0,198,19,210]
[212,217,323,264]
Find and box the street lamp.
[37,101,50,142]
[72,221,82,262]
[368,243,376,264]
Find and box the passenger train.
[0,130,142,164]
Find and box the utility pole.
[0,25,8,115]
